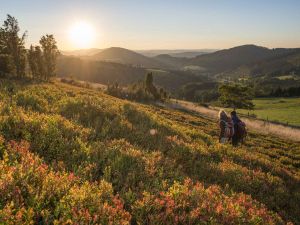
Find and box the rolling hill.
[56,55,205,92]
[86,47,167,68]
[153,54,189,69]
[137,49,216,57]
[225,49,300,78]
[61,48,102,56]
[0,79,299,224]
[169,51,210,58]
[188,45,299,74]
[61,45,300,79]
[58,45,300,95]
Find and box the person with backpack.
[218,110,234,143]
[230,111,247,146]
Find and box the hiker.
[231,111,241,146]
[218,110,234,143]
[230,111,247,146]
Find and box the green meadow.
[237,97,300,126]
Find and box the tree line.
[0,15,59,80]
[269,86,300,97]
[106,72,168,102]
[180,81,255,110]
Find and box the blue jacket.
[232,115,241,125]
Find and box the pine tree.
[0,15,27,78]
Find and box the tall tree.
[0,15,27,77]
[145,72,159,99]
[34,46,45,79]
[40,34,59,80]
[28,45,38,78]
[0,54,14,76]
[218,83,254,110]
[27,45,45,79]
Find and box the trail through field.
[162,99,300,142]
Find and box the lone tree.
[40,34,60,80]
[145,72,160,100]
[218,83,254,110]
[0,14,27,77]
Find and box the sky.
[1,0,300,50]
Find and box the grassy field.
[237,97,300,126]
[0,79,299,224]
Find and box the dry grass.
[164,100,300,142]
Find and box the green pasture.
[238,97,300,126]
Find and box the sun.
[69,21,95,49]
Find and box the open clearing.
[238,98,300,127]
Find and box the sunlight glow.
[69,21,95,48]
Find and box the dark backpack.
[236,121,247,140]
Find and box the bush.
[133,179,284,225]
[0,109,90,169]
[0,79,298,224]
[0,140,131,224]
[15,91,48,112]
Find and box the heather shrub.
[133,179,284,225]
[0,80,299,224]
[0,140,131,224]
[15,90,48,112]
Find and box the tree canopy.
[218,83,254,110]
[0,14,59,80]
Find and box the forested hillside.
[57,45,300,98]
[56,55,206,92]
[0,79,299,224]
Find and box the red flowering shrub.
[133,179,284,225]
[0,80,299,224]
[0,140,131,224]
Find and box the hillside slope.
[57,55,205,92]
[187,45,300,75]
[227,50,300,78]
[0,79,299,224]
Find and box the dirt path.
[162,100,300,142]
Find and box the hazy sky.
[1,0,300,50]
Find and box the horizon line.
[59,44,300,52]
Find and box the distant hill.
[153,54,189,69]
[137,49,216,57]
[56,55,205,92]
[226,49,300,78]
[59,45,300,90]
[187,45,300,75]
[85,47,170,68]
[61,48,102,56]
[61,45,300,79]
[169,51,209,58]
